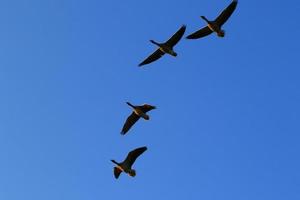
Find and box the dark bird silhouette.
[139,25,186,67]
[111,146,147,179]
[121,102,156,135]
[186,0,238,39]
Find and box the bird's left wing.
[186,26,213,39]
[113,167,122,179]
[121,112,140,135]
[139,49,165,67]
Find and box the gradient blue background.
[0,0,299,199]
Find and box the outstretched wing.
[139,104,156,113]
[165,25,186,47]
[215,0,238,26]
[124,146,147,168]
[113,167,122,179]
[139,49,165,67]
[121,112,140,135]
[186,26,213,39]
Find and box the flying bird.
[139,25,186,67]
[111,146,147,179]
[121,102,156,135]
[186,0,238,39]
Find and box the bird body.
[139,25,186,66]
[201,16,225,37]
[133,109,150,120]
[186,0,237,39]
[127,102,150,120]
[150,40,177,57]
[121,102,156,135]
[159,45,177,57]
[111,160,136,177]
[111,146,147,179]
[207,22,225,37]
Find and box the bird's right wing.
[215,0,238,26]
[186,26,213,39]
[139,104,156,113]
[165,25,186,47]
[124,146,147,168]
[121,112,140,135]
[138,49,165,67]
[113,167,122,179]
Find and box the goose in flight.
[111,146,147,179]
[139,25,186,67]
[186,0,238,39]
[121,102,156,135]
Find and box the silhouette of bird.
[121,102,156,135]
[139,25,186,66]
[186,0,238,39]
[111,146,147,179]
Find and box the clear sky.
[0,0,299,199]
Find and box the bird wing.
[139,105,156,113]
[215,0,238,26]
[138,49,165,67]
[186,26,213,39]
[113,167,122,179]
[165,25,186,47]
[121,112,140,135]
[123,146,147,168]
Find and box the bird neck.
[126,102,135,109]
[111,160,119,165]
[201,16,210,23]
[150,40,161,47]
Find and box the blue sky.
[0,0,299,199]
